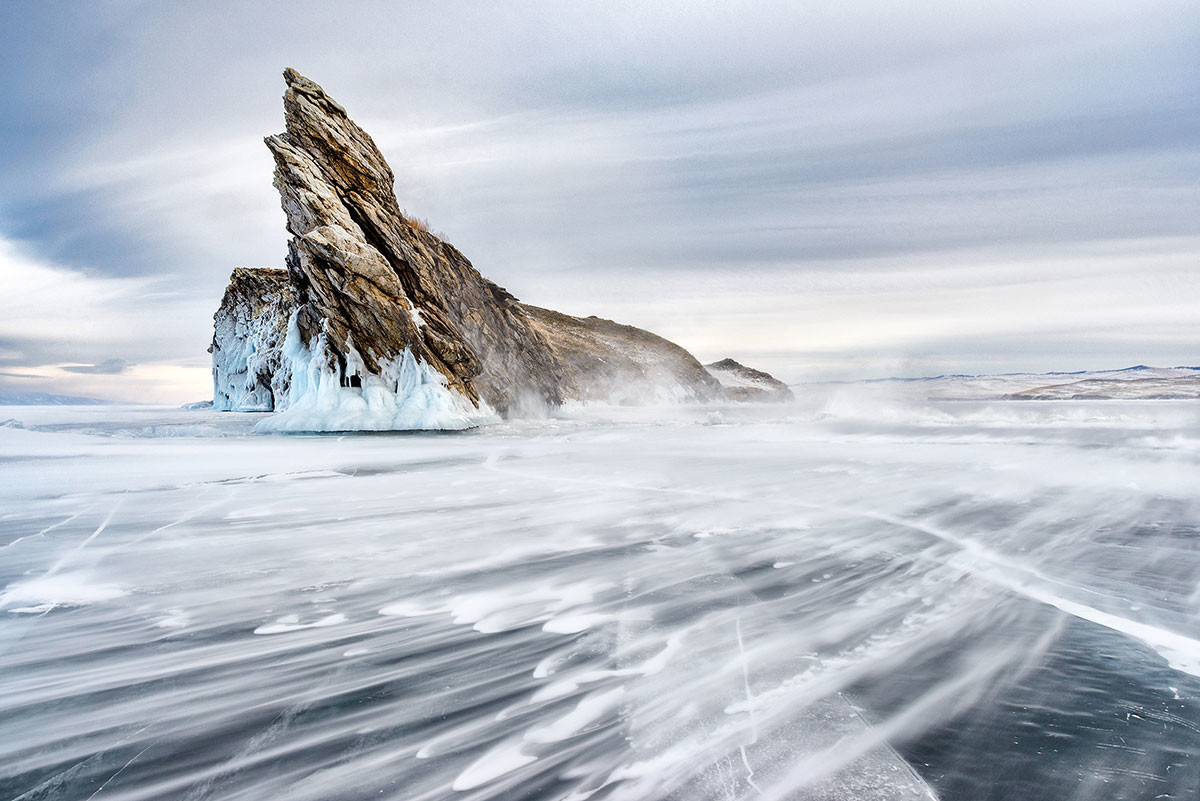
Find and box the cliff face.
[210,268,293,411]
[211,70,756,427]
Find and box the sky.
[1,0,1198,403]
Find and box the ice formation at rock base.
[211,268,293,412]
[255,314,496,433]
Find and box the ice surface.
[3,392,1200,800]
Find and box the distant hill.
[0,391,111,406]
[807,366,1200,401]
[1009,373,1200,400]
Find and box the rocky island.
[704,358,795,402]
[211,70,788,430]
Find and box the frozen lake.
[2,393,1199,800]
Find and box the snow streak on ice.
[2,392,1200,801]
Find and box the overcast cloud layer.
[1,0,1197,402]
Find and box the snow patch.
[523,687,626,743]
[156,609,190,628]
[451,737,538,791]
[2,574,127,610]
[253,612,347,635]
[379,580,613,634]
[542,613,618,633]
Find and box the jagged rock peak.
[278,68,399,220]
[283,68,345,115]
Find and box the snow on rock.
[255,314,496,433]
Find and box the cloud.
[0,237,211,401]
[61,358,135,375]
[0,362,210,405]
